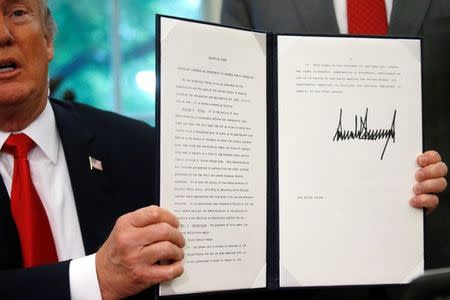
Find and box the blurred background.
[48,0,223,126]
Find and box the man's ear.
[46,37,54,62]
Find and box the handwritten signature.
[332,108,397,160]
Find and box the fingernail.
[416,170,424,181]
[418,156,427,165]
[410,198,417,206]
[413,184,421,194]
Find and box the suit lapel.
[51,100,113,254]
[0,175,22,268]
[292,0,340,33]
[389,0,432,35]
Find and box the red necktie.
[2,133,58,267]
[347,0,388,35]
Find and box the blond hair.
[38,0,56,40]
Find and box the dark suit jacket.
[0,99,157,299]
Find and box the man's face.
[0,0,53,109]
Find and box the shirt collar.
[0,101,60,164]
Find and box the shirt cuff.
[69,254,102,300]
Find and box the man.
[221,1,449,215]
[0,1,445,300]
[0,0,184,299]
[221,0,449,299]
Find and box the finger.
[147,259,184,285]
[130,205,180,228]
[118,259,184,292]
[142,241,185,265]
[413,178,447,195]
[416,162,448,181]
[417,150,442,167]
[128,222,185,248]
[410,194,439,215]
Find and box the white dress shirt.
[333,0,393,34]
[0,101,101,300]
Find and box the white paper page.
[159,17,267,295]
[277,36,423,286]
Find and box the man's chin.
[0,89,47,131]
[0,87,35,107]
[0,97,30,108]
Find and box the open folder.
[156,14,424,296]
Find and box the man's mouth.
[0,62,18,73]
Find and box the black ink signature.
[332,108,397,160]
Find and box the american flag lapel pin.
[89,156,103,171]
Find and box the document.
[157,15,423,296]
